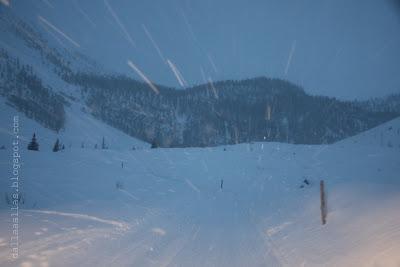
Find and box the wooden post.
[320,180,327,225]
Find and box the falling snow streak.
[200,67,212,98]
[167,59,187,87]
[284,40,296,75]
[104,0,135,48]
[142,24,165,63]
[185,178,200,193]
[200,67,207,84]
[127,60,160,94]
[39,20,68,49]
[266,105,272,121]
[1,15,72,62]
[208,78,219,99]
[178,7,208,56]
[179,7,222,81]
[73,0,96,28]
[179,8,197,43]
[37,16,80,48]
[207,53,218,74]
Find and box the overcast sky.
[5,0,400,100]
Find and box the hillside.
[0,9,399,148]
[0,116,399,266]
[78,74,398,147]
[1,2,400,267]
[0,96,149,152]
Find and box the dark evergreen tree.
[61,144,65,150]
[27,133,39,151]
[52,138,60,152]
[151,140,158,149]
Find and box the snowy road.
[1,119,400,266]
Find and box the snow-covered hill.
[0,9,148,151]
[1,4,400,266]
[336,117,400,148]
[0,113,399,266]
[0,97,149,151]
[1,7,399,148]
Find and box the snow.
[1,4,399,266]
[0,105,399,266]
[0,98,149,151]
[336,117,400,149]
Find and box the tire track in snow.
[24,210,130,230]
[0,227,116,267]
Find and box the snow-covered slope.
[0,114,399,266]
[0,9,133,148]
[336,117,400,148]
[0,97,149,151]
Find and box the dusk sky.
[5,0,400,100]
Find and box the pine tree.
[151,140,158,149]
[27,133,39,151]
[53,139,60,152]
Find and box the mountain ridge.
[0,9,399,147]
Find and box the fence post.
[320,180,327,225]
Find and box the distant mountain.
[69,73,398,147]
[0,10,398,148]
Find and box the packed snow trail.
[1,118,400,266]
